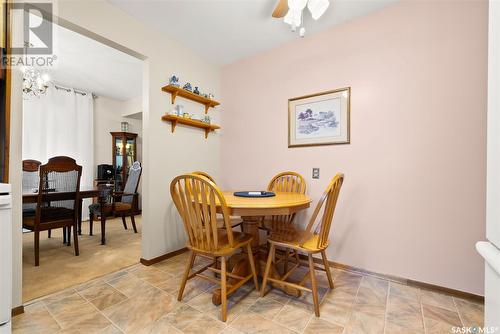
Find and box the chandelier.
[21,66,50,99]
[284,0,330,37]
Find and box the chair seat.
[188,230,253,256]
[114,202,132,212]
[23,207,75,229]
[22,208,36,218]
[268,225,325,252]
[89,202,131,216]
[89,203,113,216]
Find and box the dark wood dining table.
[22,187,100,235]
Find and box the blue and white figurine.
[193,86,200,95]
[169,75,180,87]
[183,82,192,92]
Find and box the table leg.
[210,216,300,305]
[241,216,261,254]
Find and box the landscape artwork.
[295,98,341,140]
[288,88,350,147]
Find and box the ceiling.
[46,22,143,100]
[109,0,397,66]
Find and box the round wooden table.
[211,191,311,304]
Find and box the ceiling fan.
[272,0,330,37]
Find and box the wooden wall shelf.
[161,115,220,139]
[161,84,220,114]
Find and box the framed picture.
[288,87,350,147]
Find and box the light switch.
[312,168,320,179]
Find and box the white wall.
[487,0,500,247]
[9,0,221,307]
[122,95,142,118]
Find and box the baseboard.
[140,246,483,303]
[11,305,24,317]
[140,247,188,266]
[300,254,484,303]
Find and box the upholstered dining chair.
[191,171,243,231]
[22,159,41,218]
[89,161,142,244]
[260,173,344,317]
[22,156,82,266]
[170,174,259,322]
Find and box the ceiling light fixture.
[283,0,330,37]
[307,0,330,20]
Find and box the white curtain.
[23,83,94,219]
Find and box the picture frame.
[288,87,350,148]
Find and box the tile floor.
[13,251,484,334]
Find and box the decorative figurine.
[208,93,215,100]
[182,112,191,118]
[202,93,209,98]
[183,83,192,92]
[174,104,183,116]
[193,86,200,95]
[201,115,211,124]
[169,75,180,87]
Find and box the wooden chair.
[22,160,41,218]
[260,173,344,317]
[89,161,142,244]
[170,174,259,322]
[191,171,216,183]
[22,156,82,266]
[191,171,243,231]
[261,172,307,272]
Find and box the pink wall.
[220,0,488,295]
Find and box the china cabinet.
[111,132,137,190]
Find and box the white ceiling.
[109,0,397,66]
[47,23,143,100]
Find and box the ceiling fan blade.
[272,0,288,18]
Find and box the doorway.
[20,16,146,303]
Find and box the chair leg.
[246,243,259,291]
[130,214,138,233]
[89,213,93,236]
[294,250,300,265]
[48,229,51,238]
[284,248,289,274]
[34,230,40,266]
[308,254,320,317]
[101,215,107,245]
[321,250,334,289]
[67,225,71,246]
[221,256,227,322]
[63,226,67,244]
[178,251,196,301]
[260,244,275,297]
[121,215,128,230]
[73,222,79,256]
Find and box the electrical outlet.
[312,168,320,179]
